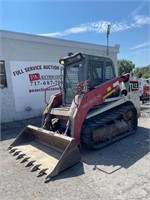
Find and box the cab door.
[64,62,84,105]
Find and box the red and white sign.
[10,61,63,112]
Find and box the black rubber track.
[81,103,138,149]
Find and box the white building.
[0,30,120,123]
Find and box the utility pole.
[106,24,111,56]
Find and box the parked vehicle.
[9,53,140,182]
[139,78,150,104]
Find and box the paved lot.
[0,103,150,200]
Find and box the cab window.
[105,62,114,80]
[88,60,103,86]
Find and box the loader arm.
[43,91,62,130]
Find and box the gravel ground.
[0,102,150,200]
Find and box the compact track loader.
[9,53,140,181]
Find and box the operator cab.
[59,52,116,105]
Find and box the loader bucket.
[8,125,81,181]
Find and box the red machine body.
[69,75,129,145]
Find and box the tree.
[118,59,135,76]
[134,65,150,78]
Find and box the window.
[64,62,82,104]
[88,60,103,86]
[0,60,7,88]
[105,62,114,80]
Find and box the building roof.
[0,30,120,53]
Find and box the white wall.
[0,30,119,123]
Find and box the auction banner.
[10,61,63,112]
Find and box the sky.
[0,0,150,67]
